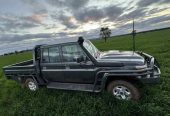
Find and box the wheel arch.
[19,75,38,84]
[104,75,143,90]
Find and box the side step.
[47,82,101,92]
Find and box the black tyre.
[24,78,39,91]
[107,80,140,100]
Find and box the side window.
[62,44,86,62]
[42,46,61,63]
[49,47,60,63]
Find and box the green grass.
[0,29,170,116]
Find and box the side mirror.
[76,57,82,63]
[74,56,87,63]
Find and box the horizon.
[1,27,169,55]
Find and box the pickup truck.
[3,37,161,100]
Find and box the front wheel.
[107,80,140,100]
[24,78,39,91]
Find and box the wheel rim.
[28,81,37,91]
[112,86,132,100]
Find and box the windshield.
[83,40,100,59]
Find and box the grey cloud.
[0,31,76,43]
[58,15,79,29]
[117,23,132,30]
[161,0,170,4]
[63,29,99,40]
[74,5,123,22]
[0,14,44,33]
[118,2,169,22]
[50,5,123,28]
[66,0,89,9]
[119,8,146,21]
[111,28,130,36]
[51,13,79,29]
[138,0,158,7]
[45,0,63,6]
[9,20,38,28]
[104,6,124,20]
[46,0,89,10]
[0,33,52,42]
[21,0,48,14]
[34,9,48,14]
[0,31,80,54]
[115,15,170,34]
[74,7,105,22]
[138,15,170,26]
[138,0,170,7]
[148,7,170,14]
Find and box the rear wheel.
[107,80,140,100]
[24,78,39,91]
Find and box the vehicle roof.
[35,37,88,49]
[49,38,79,45]
[37,38,79,48]
[53,38,79,44]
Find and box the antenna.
[132,19,136,52]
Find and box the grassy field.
[0,28,170,116]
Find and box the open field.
[0,28,170,115]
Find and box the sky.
[0,0,170,54]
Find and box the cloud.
[65,0,89,10]
[0,13,48,33]
[147,7,169,14]
[25,13,47,24]
[46,0,89,10]
[0,15,39,33]
[0,33,52,42]
[104,6,124,20]
[51,14,79,29]
[0,31,79,43]
[74,7,105,22]
[139,15,170,26]
[21,0,48,14]
[50,5,123,29]
[138,0,158,7]
[119,8,146,21]
[59,16,78,29]
[0,31,80,54]
[137,0,170,7]
[112,15,170,34]
[73,5,123,23]
[161,0,170,4]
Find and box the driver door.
[61,43,96,84]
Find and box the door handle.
[43,67,47,69]
[65,64,70,69]
[80,62,93,66]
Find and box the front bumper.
[137,52,161,84]
[139,65,161,84]
[140,77,160,84]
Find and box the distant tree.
[100,27,111,42]
[15,51,18,54]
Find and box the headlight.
[150,57,154,68]
[135,65,147,69]
[146,74,151,78]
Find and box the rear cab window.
[41,46,61,63]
